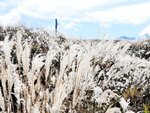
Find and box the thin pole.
[55,18,58,37]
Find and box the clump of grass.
[122,86,143,111]
[143,103,150,113]
[122,86,141,100]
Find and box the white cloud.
[0,9,21,26]
[0,2,3,7]
[0,0,124,24]
[0,1,6,6]
[63,22,76,29]
[139,25,150,36]
[15,0,123,22]
[85,2,150,25]
[0,0,150,27]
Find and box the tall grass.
[0,26,150,113]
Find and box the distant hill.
[117,36,135,40]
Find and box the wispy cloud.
[0,2,3,7]
[85,2,150,25]
[17,0,122,18]
[0,0,125,25]
[62,22,76,29]
[0,9,21,26]
[0,0,150,38]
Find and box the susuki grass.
[0,26,150,113]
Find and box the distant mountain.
[118,34,150,40]
[117,36,135,40]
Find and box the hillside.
[0,26,150,113]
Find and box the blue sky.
[0,0,150,39]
